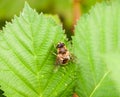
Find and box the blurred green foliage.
[0,0,104,32]
[81,0,103,12]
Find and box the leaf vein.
[89,71,110,97]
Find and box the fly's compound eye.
[56,43,65,48]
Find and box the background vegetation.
[0,0,104,38]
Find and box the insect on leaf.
[0,2,76,97]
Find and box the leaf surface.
[104,52,120,93]
[72,1,120,97]
[0,3,76,97]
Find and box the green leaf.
[0,3,76,97]
[103,52,120,93]
[72,0,120,97]
[44,14,61,25]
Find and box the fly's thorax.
[57,48,67,54]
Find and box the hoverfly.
[55,42,71,65]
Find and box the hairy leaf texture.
[72,1,120,97]
[0,3,76,97]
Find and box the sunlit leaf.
[0,3,76,97]
[73,0,120,97]
[103,52,120,93]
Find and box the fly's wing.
[53,56,62,72]
[55,54,63,65]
